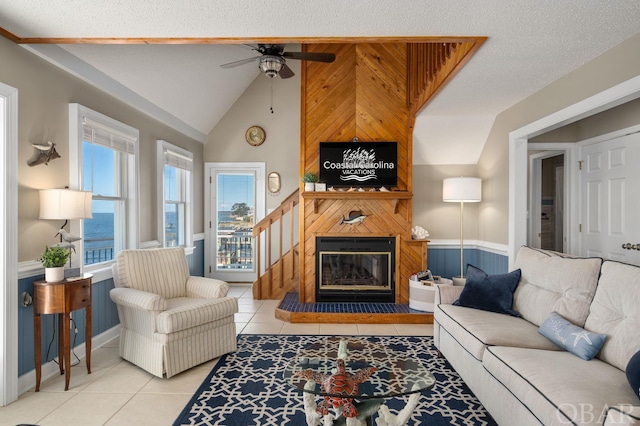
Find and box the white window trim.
[69,103,140,274]
[156,140,193,251]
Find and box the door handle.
[621,243,639,250]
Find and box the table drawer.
[67,281,91,310]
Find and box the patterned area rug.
[173,335,497,426]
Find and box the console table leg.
[62,312,71,391]
[57,314,64,376]
[86,305,92,374]
[34,313,41,392]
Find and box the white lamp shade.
[443,177,482,203]
[39,189,93,220]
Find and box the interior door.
[580,132,640,265]
[206,163,265,282]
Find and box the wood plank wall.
[299,43,414,303]
[298,39,485,304]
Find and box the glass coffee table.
[283,337,436,426]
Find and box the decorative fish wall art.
[27,141,60,166]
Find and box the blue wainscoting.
[18,240,207,377]
[427,247,508,279]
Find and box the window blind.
[164,148,193,171]
[82,117,136,154]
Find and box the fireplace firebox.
[316,237,395,303]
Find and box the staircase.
[252,189,300,300]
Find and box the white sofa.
[434,246,640,425]
[110,247,238,378]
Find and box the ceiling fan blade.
[278,63,295,79]
[282,51,336,63]
[220,56,261,69]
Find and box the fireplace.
[316,237,395,303]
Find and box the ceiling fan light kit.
[259,55,284,78]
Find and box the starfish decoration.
[296,358,379,418]
[571,330,594,347]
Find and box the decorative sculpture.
[411,226,430,240]
[296,358,379,419]
[340,210,367,225]
[27,141,60,166]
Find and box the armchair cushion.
[157,297,238,334]
[116,247,189,298]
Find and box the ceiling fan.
[220,44,336,79]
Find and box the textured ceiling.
[1,0,639,164]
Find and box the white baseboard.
[427,239,508,256]
[18,325,120,395]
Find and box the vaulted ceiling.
[1,1,639,164]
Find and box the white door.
[580,132,640,265]
[206,163,265,282]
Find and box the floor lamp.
[443,177,482,279]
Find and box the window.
[157,140,193,248]
[69,104,139,268]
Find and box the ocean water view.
[84,211,252,269]
[83,212,178,265]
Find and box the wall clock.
[245,126,266,146]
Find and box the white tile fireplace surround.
[315,236,396,303]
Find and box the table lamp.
[443,177,481,279]
[39,188,92,270]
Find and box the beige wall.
[204,59,301,213]
[0,37,205,262]
[477,33,640,245]
[412,164,480,240]
[530,97,640,143]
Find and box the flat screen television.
[319,142,397,187]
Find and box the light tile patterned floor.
[2,284,433,426]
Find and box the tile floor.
[2,284,434,426]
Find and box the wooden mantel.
[302,190,412,214]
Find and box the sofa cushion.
[453,265,521,316]
[156,297,238,334]
[116,247,189,299]
[512,246,602,327]
[539,311,606,360]
[483,346,640,426]
[584,261,640,371]
[435,304,559,361]
[627,350,640,400]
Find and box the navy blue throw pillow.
[453,265,521,316]
[628,350,640,400]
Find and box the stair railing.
[252,189,300,299]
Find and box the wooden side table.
[33,273,92,391]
